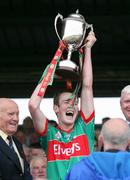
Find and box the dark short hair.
[102,117,110,125]
[53,90,73,106]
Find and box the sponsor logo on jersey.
[48,134,90,161]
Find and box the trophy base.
[55,59,79,80]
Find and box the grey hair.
[121,85,130,97]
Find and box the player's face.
[55,92,79,129]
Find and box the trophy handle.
[87,24,93,32]
[81,24,94,48]
[54,13,63,41]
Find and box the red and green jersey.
[39,111,95,180]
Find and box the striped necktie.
[7,136,15,151]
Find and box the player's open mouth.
[66,110,74,117]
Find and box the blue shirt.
[66,151,130,180]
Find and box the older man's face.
[0,101,19,135]
[120,93,130,121]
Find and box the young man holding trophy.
[29,11,96,180]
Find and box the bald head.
[0,98,18,110]
[100,118,130,151]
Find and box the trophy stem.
[67,44,73,61]
[67,49,72,61]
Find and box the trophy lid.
[68,9,85,22]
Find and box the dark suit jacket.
[0,136,32,180]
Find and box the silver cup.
[54,9,93,79]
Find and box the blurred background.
[0,0,130,98]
